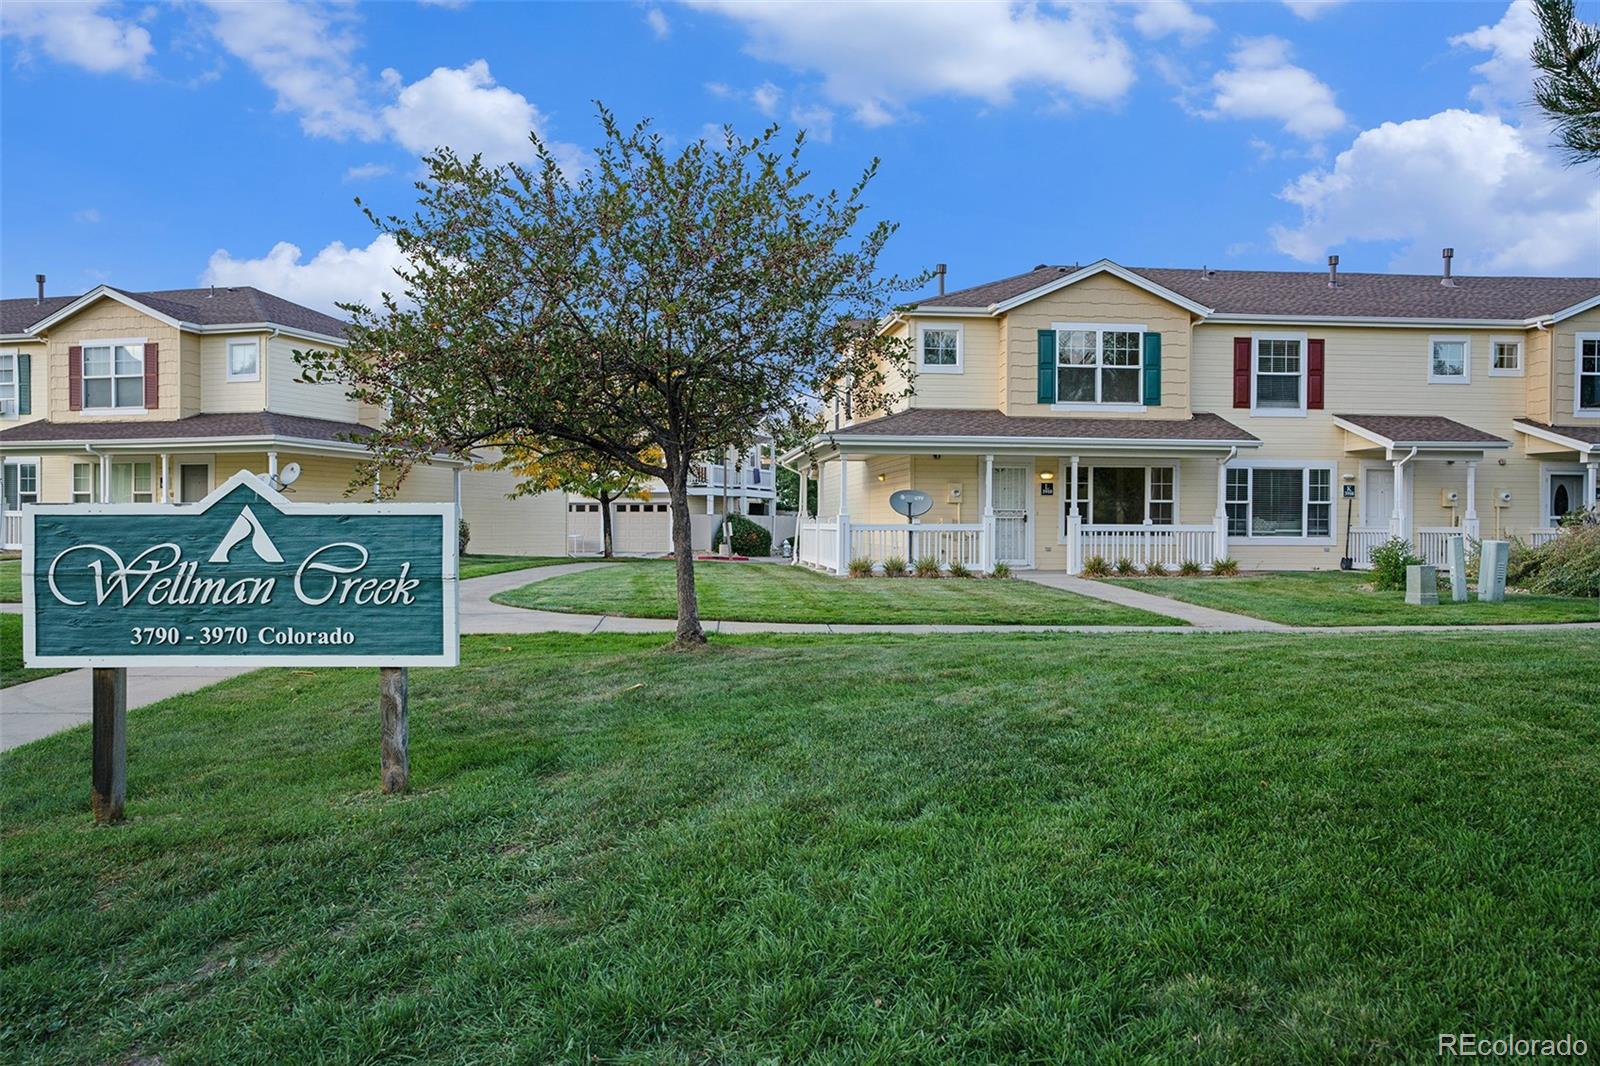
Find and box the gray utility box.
[1406,564,1439,606]
[1478,540,1509,602]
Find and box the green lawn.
[0,615,65,689]
[496,560,1173,626]
[459,554,576,580]
[3,632,1597,1062]
[1107,569,1600,626]
[0,558,18,603]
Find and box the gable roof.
[2,285,349,340]
[912,262,1600,323]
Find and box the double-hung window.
[71,461,154,503]
[1252,333,1305,412]
[1578,333,1600,416]
[227,339,260,382]
[82,339,145,410]
[1055,324,1143,406]
[0,351,16,417]
[918,325,962,373]
[1489,338,1522,376]
[1428,336,1470,384]
[1223,465,1334,539]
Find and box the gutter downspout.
[776,454,810,564]
[84,442,109,503]
[1392,445,1419,542]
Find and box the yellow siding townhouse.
[787,255,1600,574]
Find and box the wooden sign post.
[90,667,127,824]
[379,667,409,794]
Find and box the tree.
[298,110,918,646]
[504,445,656,558]
[776,465,817,517]
[1532,0,1600,164]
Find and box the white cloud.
[1125,0,1213,44]
[750,80,782,117]
[380,59,582,171]
[203,0,381,140]
[202,235,409,316]
[74,207,102,224]
[343,162,393,182]
[686,0,1134,125]
[1449,0,1538,114]
[1282,0,1346,20]
[1206,36,1346,139]
[645,6,669,38]
[0,0,153,76]
[789,102,834,143]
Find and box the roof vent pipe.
[1441,247,1454,287]
[35,274,45,304]
[1327,254,1339,287]
[934,263,946,296]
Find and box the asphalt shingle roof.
[1332,414,1507,445]
[913,263,1600,321]
[0,412,371,445]
[1,286,348,338]
[1515,419,1600,445]
[833,408,1258,443]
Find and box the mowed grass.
[4,632,1599,1063]
[1105,570,1600,626]
[0,558,18,603]
[496,560,1173,626]
[0,615,65,689]
[458,554,575,580]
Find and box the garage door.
[568,502,672,554]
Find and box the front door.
[1364,469,1394,527]
[179,464,210,503]
[1548,473,1585,526]
[993,465,1030,566]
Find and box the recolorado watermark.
[1439,1033,1588,1057]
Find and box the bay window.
[83,340,145,409]
[1055,324,1143,406]
[1223,465,1334,539]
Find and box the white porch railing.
[848,523,985,571]
[796,519,840,572]
[2,511,21,551]
[1527,527,1562,547]
[1345,528,1389,569]
[1078,524,1216,571]
[1415,527,1462,568]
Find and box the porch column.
[1213,456,1230,564]
[1389,459,1406,540]
[267,451,279,479]
[1067,455,1082,574]
[835,453,851,575]
[1587,460,1599,514]
[159,453,170,503]
[794,461,810,565]
[982,453,996,572]
[1463,460,1480,540]
[99,451,110,503]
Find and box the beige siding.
[458,465,570,556]
[1,339,48,425]
[41,299,183,422]
[266,334,361,422]
[1001,273,1193,419]
[1550,306,1600,425]
[903,317,1001,411]
[199,332,269,412]
[1525,325,1552,423]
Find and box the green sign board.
[23,471,458,668]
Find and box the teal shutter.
[15,352,30,415]
[1036,330,1056,404]
[1142,332,1161,406]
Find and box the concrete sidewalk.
[1017,572,1290,630]
[1,666,250,752]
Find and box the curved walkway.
[4,561,1597,752]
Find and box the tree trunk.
[599,492,615,558]
[665,456,706,647]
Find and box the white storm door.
[993,465,1030,566]
[1363,469,1394,527]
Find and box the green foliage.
[913,556,942,578]
[1519,524,1600,597]
[1114,557,1137,576]
[458,519,471,557]
[1082,555,1110,577]
[947,561,972,579]
[776,466,819,516]
[990,561,1011,579]
[882,555,908,577]
[1531,0,1600,165]
[1212,558,1241,577]
[848,556,874,578]
[1145,561,1169,577]
[1368,537,1421,591]
[713,515,772,557]
[1178,559,1204,576]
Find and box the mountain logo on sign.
[209,506,283,564]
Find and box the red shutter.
[1307,338,1325,410]
[68,345,83,410]
[1232,337,1251,408]
[144,342,160,409]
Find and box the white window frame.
[1051,322,1147,413]
[79,336,148,414]
[0,350,17,419]
[1541,462,1591,526]
[1427,334,1471,385]
[1488,336,1523,377]
[2,455,41,511]
[1055,459,1181,536]
[72,461,98,503]
[1250,331,1308,417]
[1221,460,1338,544]
[917,323,963,374]
[1576,332,1600,418]
[226,338,261,383]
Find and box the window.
[1428,336,1470,384]
[1579,334,1600,415]
[1223,465,1335,539]
[919,325,962,373]
[1054,324,1144,406]
[71,461,154,503]
[0,351,15,418]
[1062,464,1177,527]
[1148,466,1175,525]
[2,460,39,511]
[82,339,145,409]
[1489,338,1522,376]
[1251,333,1306,413]
[227,339,260,382]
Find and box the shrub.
[913,555,942,578]
[990,561,1011,579]
[1368,536,1421,591]
[1114,556,1137,576]
[712,514,772,556]
[458,519,471,557]
[882,555,908,577]
[1505,535,1541,588]
[1081,555,1110,577]
[848,556,874,578]
[1523,523,1600,597]
[1178,559,1204,576]
[947,561,972,579]
[1144,561,1169,577]
[1212,557,1240,576]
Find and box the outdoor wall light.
[876,473,885,482]
[1039,471,1055,481]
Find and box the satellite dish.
[889,489,934,519]
[278,462,302,488]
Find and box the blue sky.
[3,0,1597,314]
